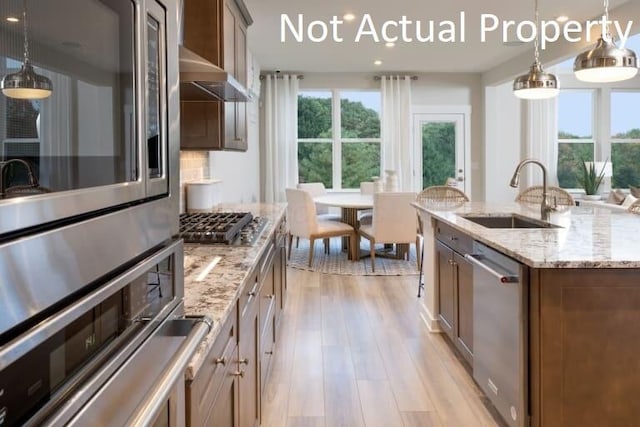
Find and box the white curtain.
[380,76,412,191]
[523,99,558,187]
[263,74,299,203]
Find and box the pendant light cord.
[603,0,611,40]
[533,0,540,65]
[22,0,30,65]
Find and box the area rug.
[287,238,420,276]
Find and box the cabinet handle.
[233,138,244,142]
[266,294,275,299]
[215,357,226,366]
[248,291,256,297]
[448,259,454,265]
[265,351,273,355]
[450,236,458,241]
[239,358,249,365]
[232,370,245,378]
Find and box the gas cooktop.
[178,212,267,245]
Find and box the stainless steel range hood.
[179,46,250,102]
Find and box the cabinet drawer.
[239,269,259,320]
[260,313,275,394]
[187,307,237,427]
[435,221,472,255]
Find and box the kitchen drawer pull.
[233,370,245,378]
[266,294,275,299]
[248,291,256,297]
[239,358,249,365]
[215,357,226,366]
[464,254,518,284]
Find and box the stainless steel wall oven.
[0,0,198,425]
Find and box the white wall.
[208,98,260,203]
[484,82,522,203]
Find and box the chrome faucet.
[509,158,554,221]
[0,159,39,198]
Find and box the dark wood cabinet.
[186,216,288,427]
[435,222,473,364]
[180,0,251,151]
[238,275,260,427]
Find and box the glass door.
[413,111,469,194]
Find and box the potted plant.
[578,159,607,200]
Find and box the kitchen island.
[413,201,640,427]
[182,203,287,427]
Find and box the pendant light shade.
[512,0,559,100]
[574,36,638,83]
[513,63,559,99]
[1,0,52,100]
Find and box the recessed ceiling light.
[343,13,356,21]
[374,60,382,66]
[385,42,395,48]
[556,15,569,23]
[6,16,19,23]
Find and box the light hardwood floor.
[261,268,501,427]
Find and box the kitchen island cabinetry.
[435,222,473,364]
[414,202,640,427]
[183,205,287,427]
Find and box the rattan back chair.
[416,185,469,297]
[515,185,574,208]
[628,199,640,215]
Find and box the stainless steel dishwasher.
[465,242,528,427]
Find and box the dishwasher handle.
[464,254,519,284]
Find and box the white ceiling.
[244,0,629,73]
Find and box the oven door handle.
[127,317,211,426]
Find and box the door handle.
[464,254,518,284]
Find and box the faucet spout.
[510,158,552,221]
[0,159,39,198]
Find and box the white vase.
[372,177,384,193]
[384,170,398,192]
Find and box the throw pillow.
[630,186,640,198]
[607,189,627,205]
[622,194,638,208]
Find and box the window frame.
[297,88,381,191]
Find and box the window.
[297,90,381,190]
[555,33,640,191]
[557,90,595,188]
[611,91,640,188]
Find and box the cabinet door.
[239,298,260,427]
[235,21,247,85]
[205,359,240,427]
[454,251,473,363]
[180,102,223,150]
[182,0,222,66]
[436,240,455,337]
[223,1,236,75]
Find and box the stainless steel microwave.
[0,0,179,236]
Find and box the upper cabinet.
[180,0,252,151]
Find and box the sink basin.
[459,214,561,229]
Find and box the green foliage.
[612,142,640,188]
[297,96,332,138]
[340,99,380,138]
[558,143,594,188]
[578,158,607,195]
[342,143,380,188]
[297,95,381,189]
[422,122,455,188]
[298,142,332,188]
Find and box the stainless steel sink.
[459,213,561,229]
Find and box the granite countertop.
[412,201,640,269]
[183,203,286,380]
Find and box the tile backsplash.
[179,151,209,213]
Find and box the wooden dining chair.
[286,188,357,267]
[358,192,417,272]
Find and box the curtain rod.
[259,74,304,80]
[373,75,418,81]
